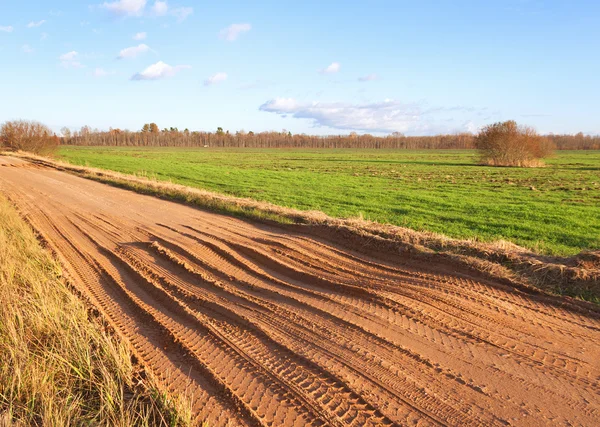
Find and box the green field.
[56,147,600,256]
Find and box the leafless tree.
[1,120,59,155]
[475,121,554,167]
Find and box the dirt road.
[1,156,598,426]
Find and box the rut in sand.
[1,156,599,426]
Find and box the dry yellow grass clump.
[0,196,191,426]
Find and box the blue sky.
[0,0,598,136]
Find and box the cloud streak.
[131,60,190,80]
[117,43,150,59]
[133,31,147,40]
[0,25,13,33]
[219,23,251,41]
[259,98,481,134]
[319,62,340,74]
[204,72,227,86]
[27,20,46,28]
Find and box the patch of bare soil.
[1,157,599,426]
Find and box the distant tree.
[141,123,150,133]
[1,120,59,155]
[149,123,159,133]
[80,126,91,137]
[61,127,72,139]
[216,127,224,135]
[475,120,554,167]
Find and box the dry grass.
[6,151,600,304]
[0,195,193,426]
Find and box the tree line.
[60,125,600,150]
[2,120,599,155]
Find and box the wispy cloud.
[0,25,13,33]
[22,44,34,53]
[59,51,84,68]
[117,43,150,59]
[27,20,46,28]
[60,51,78,61]
[98,0,192,21]
[259,98,478,135]
[133,31,147,40]
[319,62,340,74]
[204,72,227,86]
[131,60,190,80]
[151,1,168,16]
[100,0,147,16]
[358,73,378,82]
[40,32,48,40]
[172,6,193,22]
[219,23,251,41]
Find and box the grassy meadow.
[57,147,600,256]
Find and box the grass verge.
[0,194,192,426]
[6,152,600,304]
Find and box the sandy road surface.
[1,156,599,426]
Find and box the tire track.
[1,156,599,426]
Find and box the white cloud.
[0,26,13,33]
[117,43,150,59]
[358,73,378,82]
[59,51,84,68]
[131,60,190,80]
[219,23,251,41]
[22,44,34,53]
[172,6,193,22]
[101,0,147,16]
[151,1,168,16]
[204,72,227,86]
[133,31,147,40]
[98,0,191,21]
[60,51,78,61]
[27,20,46,28]
[319,62,340,74]
[259,98,477,134]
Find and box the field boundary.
[4,151,599,304]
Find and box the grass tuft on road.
[0,195,191,426]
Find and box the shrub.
[475,120,554,167]
[0,120,59,155]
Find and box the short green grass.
[57,147,600,256]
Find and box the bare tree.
[1,120,59,155]
[475,121,554,167]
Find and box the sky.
[0,0,599,136]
